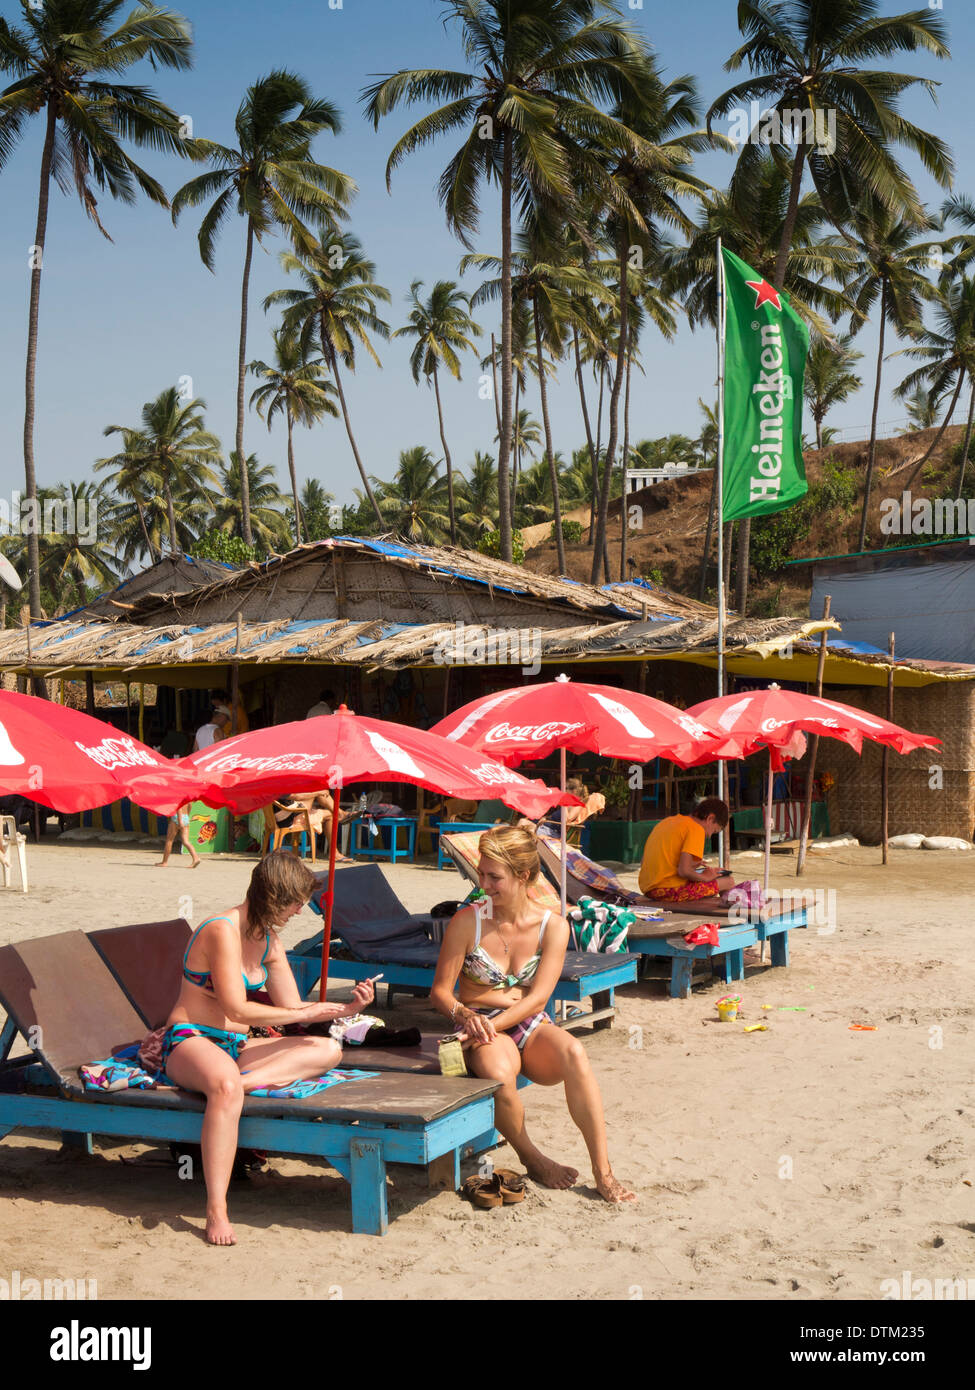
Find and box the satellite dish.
[0,554,22,593]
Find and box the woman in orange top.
[638,798,736,903]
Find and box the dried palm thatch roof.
[74,553,241,619]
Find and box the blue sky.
[0,0,971,519]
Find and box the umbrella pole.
[882,632,895,865]
[761,748,773,963]
[318,793,340,1002]
[559,748,567,919]
[797,595,831,876]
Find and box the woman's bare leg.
[521,1026,636,1203]
[179,825,201,867]
[155,821,178,866]
[467,1034,577,1189]
[237,1034,342,1091]
[163,1038,245,1244]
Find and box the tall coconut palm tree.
[903,385,942,433]
[249,328,337,547]
[36,481,119,612]
[374,447,451,545]
[842,198,941,546]
[266,233,390,528]
[171,70,354,546]
[213,452,291,554]
[363,0,650,563]
[455,450,498,543]
[94,427,164,562]
[0,0,194,619]
[803,334,863,452]
[707,0,953,611]
[896,276,975,493]
[296,477,337,542]
[393,280,481,545]
[104,387,222,556]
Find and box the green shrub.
[192,531,256,566]
[642,566,665,586]
[809,459,858,513]
[552,518,583,543]
[477,528,525,564]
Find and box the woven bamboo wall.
[814,682,975,842]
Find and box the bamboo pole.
[85,672,95,717]
[882,632,895,864]
[138,683,145,743]
[796,595,831,876]
[231,611,242,736]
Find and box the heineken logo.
[745,277,782,311]
[747,319,792,506]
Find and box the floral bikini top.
[461,910,550,991]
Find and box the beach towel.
[567,897,633,953]
[80,1045,379,1098]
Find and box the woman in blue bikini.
[163,850,375,1246]
[430,825,635,1204]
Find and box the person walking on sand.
[161,851,376,1246]
[430,825,635,1204]
[156,806,201,869]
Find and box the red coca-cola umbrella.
[0,690,202,815]
[686,684,940,892]
[181,706,580,997]
[432,674,741,911]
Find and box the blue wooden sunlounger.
[627,905,808,998]
[0,930,501,1236]
[295,863,639,1030]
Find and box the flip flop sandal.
[461,1174,503,1209]
[493,1168,527,1204]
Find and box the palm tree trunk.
[236,220,255,547]
[591,229,629,584]
[816,415,823,451]
[286,405,302,547]
[533,295,565,573]
[699,458,718,600]
[325,332,384,527]
[135,496,155,561]
[858,279,888,552]
[490,332,501,443]
[619,342,633,583]
[23,102,58,623]
[590,361,604,540]
[511,375,520,518]
[723,520,734,594]
[432,367,457,546]
[774,144,808,291]
[164,485,178,554]
[956,379,975,501]
[734,515,750,615]
[497,128,514,562]
[904,370,966,489]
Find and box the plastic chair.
[0,815,28,893]
[261,805,316,862]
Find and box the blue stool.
[435,821,498,870]
[350,816,417,863]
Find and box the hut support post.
[230,612,242,736]
[882,633,895,865]
[796,595,831,876]
[85,673,95,718]
[138,683,145,744]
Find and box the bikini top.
[182,916,270,995]
[461,910,550,991]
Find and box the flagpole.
[716,236,727,866]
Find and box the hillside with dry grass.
[522,424,972,618]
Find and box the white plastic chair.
[0,815,28,893]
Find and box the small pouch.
[438,1034,468,1077]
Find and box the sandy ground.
[0,836,973,1301]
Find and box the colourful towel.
[567,896,634,953]
[80,1045,379,1098]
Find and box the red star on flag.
[745,277,782,311]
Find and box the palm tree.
[213,452,291,554]
[897,276,975,494]
[249,328,337,547]
[707,0,953,610]
[363,0,650,563]
[374,447,451,545]
[803,334,863,452]
[36,481,119,612]
[0,0,194,618]
[455,450,498,543]
[296,477,336,542]
[266,233,391,528]
[171,70,354,546]
[903,386,942,433]
[841,198,938,548]
[393,280,481,546]
[104,387,222,556]
[95,427,164,562]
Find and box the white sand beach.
[0,839,972,1301]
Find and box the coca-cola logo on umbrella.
[484,721,587,744]
[74,737,159,772]
[0,720,25,767]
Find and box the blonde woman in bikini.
[430,825,635,1204]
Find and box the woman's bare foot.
[191,857,202,868]
[525,1152,578,1190]
[206,1211,236,1246]
[594,1169,637,1203]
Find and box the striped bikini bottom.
[160,1023,247,1070]
[468,1007,552,1053]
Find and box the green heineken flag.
[721,246,809,522]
